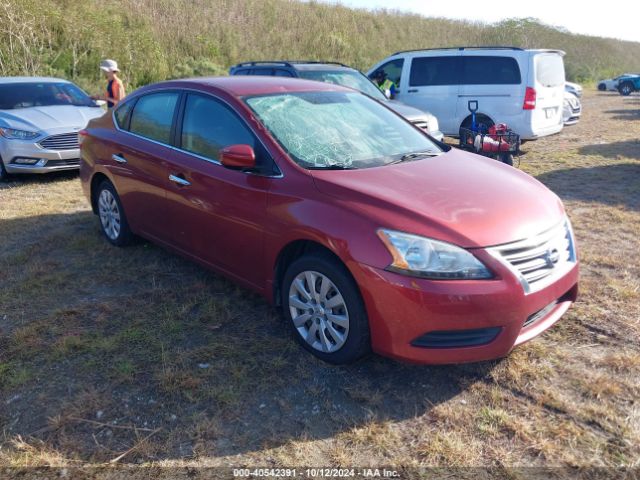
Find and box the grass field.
[0,89,639,473]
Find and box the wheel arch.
[90,172,111,214]
[460,112,495,132]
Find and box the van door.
[397,55,461,135]
[530,52,565,136]
[457,54,524,133]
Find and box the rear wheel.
[499,153,514,166]
[597,83,606,91]
[619,82,634,96]
[281,252,370,364]
[96,180,134,246]
[459,114,494,138]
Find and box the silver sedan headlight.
[377,229,493,279]
[0,127,40,140]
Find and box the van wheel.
[619,82,634,96]
[96,180,134,246]
[281,252,370,364]
[460,114,494,137]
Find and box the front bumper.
[1,139,80,174]
[350,251,579,364]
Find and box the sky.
[316,0,639,43]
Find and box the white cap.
[100,59,119,73]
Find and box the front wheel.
[281,252,370,364]
[597,83,606,91]
[0,158,8,182]
[96,180,134,246]
[619,82,634,96]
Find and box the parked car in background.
[0,77,104,181]
[229,61,443,141]
[597,73,639,92]
[79,76,579,365]
[617,75,640,96]
[368,47,566,140]
[562,91,581,126]
[565,81,582,97]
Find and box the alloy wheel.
[98,189,121,240]
[288,270,349,353]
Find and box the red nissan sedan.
[79,77,578,365]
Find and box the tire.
[281,252,370,364]
[0,158,8,182]
[597,83,606,91]
[499,153,514,166]
[619,82,634,96]
[459,114,494,138]
[96,180,134,246]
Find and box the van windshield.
[245,91,441,169]
[535,54,565,88]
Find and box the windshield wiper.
[387,151,441,165]
[307,164,356,170]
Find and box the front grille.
[38,132,79,151]
[45,159,80,167]
[489,221,576,294]
[412,120,430,131]
[524,300,558,328]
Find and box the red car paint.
[80,77,578,364]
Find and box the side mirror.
[220,144,256,170]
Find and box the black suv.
[228,61,443,141]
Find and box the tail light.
[523,87,536,110]
[78,129,88,148]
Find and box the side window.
[252,69,274,76]
[375,59,404,85]
[274,69,294,77]
[129,92,179,144]
[114,99,134,130]
[181,94,257,162]
[409,56,460,87]
[234,69,249,76]
[462,56,521,85]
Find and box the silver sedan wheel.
[98,189,121,240]
[288,270,349,353]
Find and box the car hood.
[0,105,105,132]
[311,148,565,248]
[385,100,435,122]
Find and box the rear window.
[535,54,565,88]
[129,92,179,144]
[462,56,521,85]
[409,57,459,87]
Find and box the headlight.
[426,114,439,133]
[0,128,40,140]
[377,229,493,279]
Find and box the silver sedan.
[0,77,105,180]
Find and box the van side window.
[462,56,521,85]
[375,59,404,86]
[129,92,179,144]
[409,57,459,86]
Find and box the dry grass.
[0,90,639,473]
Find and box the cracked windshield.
[245,91,441,169]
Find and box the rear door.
[398,54,461,135]
[108,91,180,240]
[162,92,275,289]
[457,54,524,130]
[531,52,565,132]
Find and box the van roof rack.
[232,60,351,68]
[390,46,525,55]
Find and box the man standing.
[372,70,397,99]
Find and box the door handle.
[407,89,418,93]
[169,174,191,186]
[112,153,127,164]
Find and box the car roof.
[232,61,353,72]
[143,76,353,97]
[0,76,70,84]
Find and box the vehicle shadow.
[0,211,498,463]
[603,109,640,121]
[0,170,78,190]
[577,140,640,161]
[536,162,640,210]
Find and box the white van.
[367,47,566,140]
